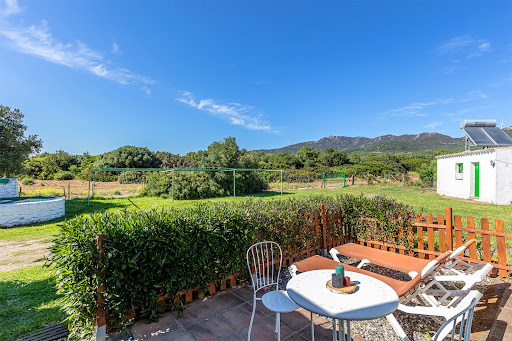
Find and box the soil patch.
[0,240,53,272]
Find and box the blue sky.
[1,0,511,155]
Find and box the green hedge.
[50,195,411,337]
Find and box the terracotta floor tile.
[204,292,246,313]
[150,327,194,341]
[185,314,237,341]
[131,314,181,340]
[231,286,255,302]
[279,309,314,332]
[241,315,294,341]
[297,320,336,340]
[172,301,217,328]
[221,302,268,329]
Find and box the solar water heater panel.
[483,127,512,146]
[462,127,495,146]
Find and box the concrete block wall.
[0,178,18,198]
[0,197,65,228]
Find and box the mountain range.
[257,127,512,155]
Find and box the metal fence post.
[320,204,328,256]
[96,233,106,341]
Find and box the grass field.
[1,185,511,339]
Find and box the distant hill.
[257,132,465,154]
[504,126,512,138]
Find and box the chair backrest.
[432,290,482,341]
[246,241,283,293]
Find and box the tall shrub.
[50,195,411,337]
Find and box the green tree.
[95,146,161,168]
[201,136,241,168]
[296,146,320,167]
[418,160,437,185]
[0,106,42,177]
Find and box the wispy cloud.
[424,122,443,129]
[438,35,491,59]
[112,41,120,55]
[0,0,20,18]
[0,0,153,88]
[177,91,276,132]
[459,90,487,102]
[378,98,454,118]
[379,92,487,120]
[142,86,151,95]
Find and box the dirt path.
[0,240,53,272]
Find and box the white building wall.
[437,150,497,204]
[496,148,512,205]
[0,197,65,228]
[0,178,18,198]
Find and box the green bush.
[53,171,74,180]
[418,160,437,186]
[21,177,35,185]
[118,171,145,184]
[142,171,267,199]
[50,195,412,337]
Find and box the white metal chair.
[246,241,312,341]
[432,290,481,340]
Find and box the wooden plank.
[453,226,512,238]
[96,233,106,329]
[496,220,507,277]
[374,224,380,249]
[314,211,320,252]
[446,208,453,251]
[416,213,425,259]
[407,213,414,257]
[413,223,447,229]
[320,204,327,251]
[398,225,405,255]
[209,283,216,295]
[185,289,193,303]
[481,218,492,265]
[438,214,446,253]
[457,255,512,271]
[454,215,463,248]
[467,217,477,260]
[427,213,435,260]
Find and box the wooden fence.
[96,205,512,331]
[323,206,512,277]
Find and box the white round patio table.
[286,270,399,341]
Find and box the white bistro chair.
[246,241,311,341]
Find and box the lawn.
[1,185,510,340]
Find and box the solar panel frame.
[482,127,512,146]
[462,127,495,146]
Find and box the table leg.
[346,320,351,341]
[339,319,345,341]
[332,320,336,341]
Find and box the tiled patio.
[107,285,366,341]
[107,281,512,341]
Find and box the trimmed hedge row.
[50,194,412,337]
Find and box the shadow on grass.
[0,269,65,340]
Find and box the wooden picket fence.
[323,206,512,277]
[96,205,512,331]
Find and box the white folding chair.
[246,241,312,341]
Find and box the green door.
[474,162,480,198]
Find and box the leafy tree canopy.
[95,145,161,169]
[0,106,42,177]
